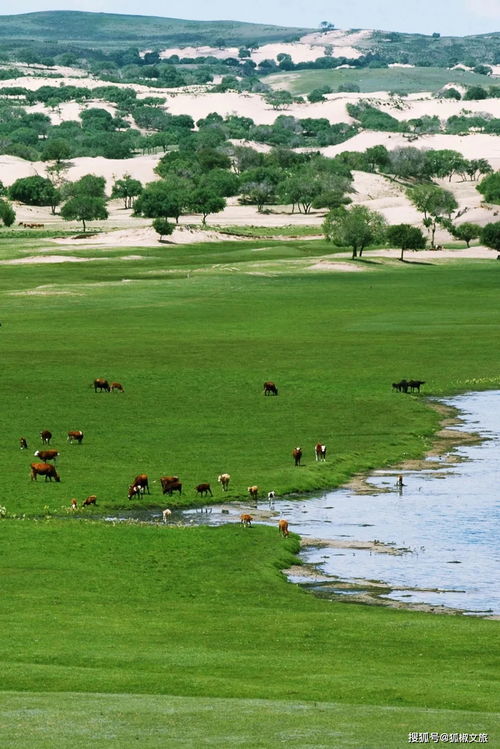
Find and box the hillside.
[0,11,311,49]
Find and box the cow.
[34,449,59,462]
[30,462,60,482]
[67,430,84,444]
[128,484,144,500]
[248,485,258,499]
[278,519,289,537]
[162,508,172,523]
[408,380,425,393]
[161,479,182,496]
[131,474,150,494]
[263,381,278,396]
[40,430,52,444]
[82,495,97,506]
[110,382,124,392]
[93,378,110,392]
[240,513,253,527]
[217,473,231,491]
[392,380,409,393]
[292,447,302,466]
[19,438,28,450]
[315,443,327,462]
[396,475,405,489]
[71,498,78,510]
[195,483,213,497]
[267,490,276,502]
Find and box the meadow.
[267,66,495,95]
[0,236,499,746]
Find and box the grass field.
[1,236,499,746]
[267,66,496,95]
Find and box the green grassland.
[268,66,497,95]
[0,236,499,746]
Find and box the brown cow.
[30,463,60,482]
[82,495,97,506]
[71,498,78,510]
[240,513,253,527]
[40,430,52,444]
[248,485,258,499]
[110,382,124,392]
[263,381,278,396]
[67,430,84,444]
[34,449,59,462]
[217,473,230,491]
[19,437,28,450]
[161,478,182,496]
[314,443,327,462]
[292,447,302,466]
[93,378,110,392]
[131,474,150,494]
[195,483,213,497]
[278,519,289,537]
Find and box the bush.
[152,217,174,239]
[480,222,500,251]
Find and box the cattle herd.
[392,379,426,393]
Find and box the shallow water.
[180,391,500,616]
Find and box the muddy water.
[181,391,500,616]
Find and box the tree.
[152,217,174,240]
[407,184,458,248]
[9,176,59,207]
[386,223,427,260]
[446,221,481,247]
[41,138,71,163]
[188,188,226,225]
[0,198,15,227]
[111,174,143,209]
[265,90,294,110]
[60,195,108,232]
[477,172,500,204]
[66,174,106,200]
[323,205,387,259]
[133,178,191,223]
[480,222,500,251]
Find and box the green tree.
[152,217,174,240]
[407,184,458,248]
[80,108,115,131]
[133,178,191,223]
[111,174,143,209]
[386,223,427,260]
[65,174,106,200]
[188,188,226,225]
[9,176,59,208]
[265,90,294,110]
[41,138,71,163]
[323,205,387,259]
[447,221,481,247]
[0,198,15,227]
[60,195,108,232]
[477,172,500,203]
[480,222,500,251]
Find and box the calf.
[30,462,60,482]
[131,474,150,494]
[217,473,230,491]
[82,495,97,506]
[110,382,124,392]
[240,514,253,527]
[162,508,172,523]
[40,430,52,444]
[67,430,84,444]
[19,437,28,450]
[278,519,289,537]
[248,485,258,499]
[160,476,179,493]
[267,490,276,502]
[71,498,78,510]
[292,447,302,466]
[34,449,59,462]
[161,480,182,496]
[314,443,327,462]
[195,483,213,497]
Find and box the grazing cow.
[315,443,327,462]
[217,473,231,491]
[34,449,59,462]
[408,380,425,393]
[248,485,258,499]
[131,474,150,494]
[161,479,182,496]
[67,430,84,443]
[162,508,172,522]
[240,513,253,527]
[71,498,78,510]
[278,519,289,537]
[292,447,302,466]
[40,430,52,444]
[19,437,28,450]
[128,484,144,500]
[195,483,213,497]
[263,381,278,396]
[110,382,124,392]
[82,495,97,506]
[93,378,110,392]
[30,462,60,482]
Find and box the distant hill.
[0,11,312,49]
